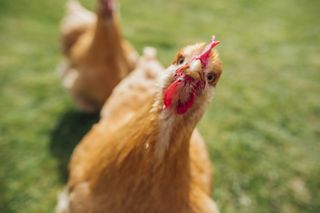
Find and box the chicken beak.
[185,60,202,80]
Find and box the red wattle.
[177,93,195,114]
[163,79,181,109]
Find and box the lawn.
[0,0,319,212]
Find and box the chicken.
[56,36,223,213]
[59,0,138,112]
[100,47,213,194]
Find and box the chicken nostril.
[190,60,202,72]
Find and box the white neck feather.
[154,109,175,159]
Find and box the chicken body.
[57,40,222,213]
[59,0,138,112]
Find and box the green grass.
[0,0,319,212]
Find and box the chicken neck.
[87,92,209,211]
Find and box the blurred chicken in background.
[56,37,222,213]
[59,0,138,112]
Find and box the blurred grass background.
[0,0,319,212]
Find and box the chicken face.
[163,36,222,115]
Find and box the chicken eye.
[207,72,215,83]
[177,56,185,65]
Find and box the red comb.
[195,36,220,68]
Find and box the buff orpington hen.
[59,0,138,112]
[57,36,222,213]
[100,47,213,195]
